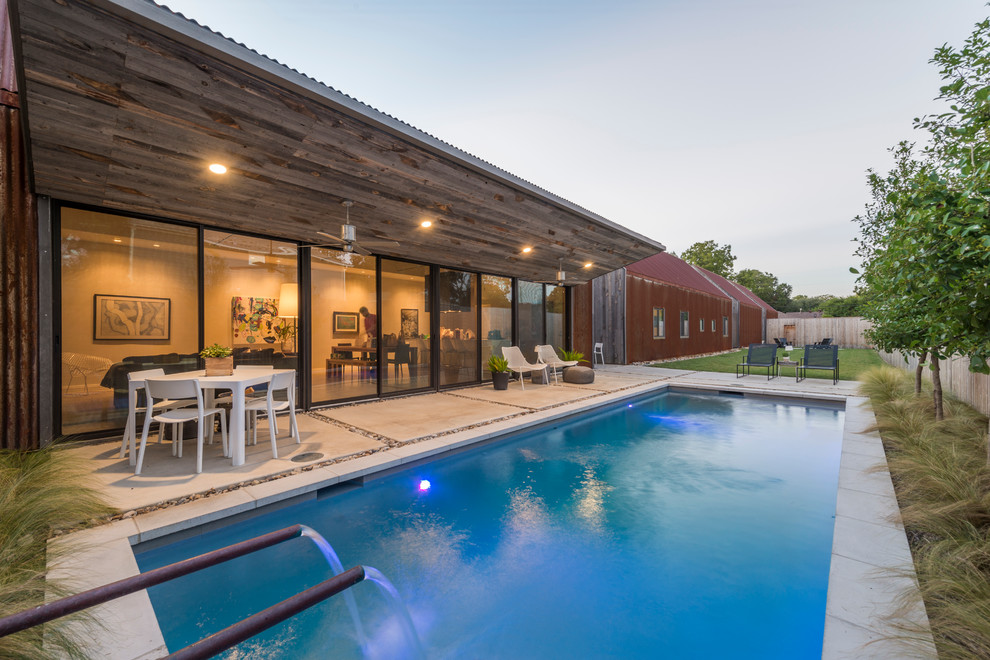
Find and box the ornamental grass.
[0,449,114,659]
[861,366,990,659]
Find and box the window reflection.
[517,281,545,360]
[381,259,431,393]
[311,249,377,403]
[60,209,199,435]
[481,275,512,380]
[439,268,478,386]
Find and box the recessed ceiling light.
[584,262,593,268]
[153,243,161,248]
[208,163,227,174]
[522,247,532,253]
[113,237,122,243]
[421,220,432,228]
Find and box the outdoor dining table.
[123,368,295,469]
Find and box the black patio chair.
[816,338,832,346]
[736,343,778,380]
[797,344,839,384]
[773,337,787,349]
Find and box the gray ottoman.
[563,366,595,384]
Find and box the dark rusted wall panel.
[1,99,40,450]
[571,282,593,364]
[739,305,764,347]
[625,275,732,363]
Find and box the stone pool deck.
[54,366,935,659]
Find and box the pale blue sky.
[160,0,987,296]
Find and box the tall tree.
[680,240,736,278]
[734,269,792,310]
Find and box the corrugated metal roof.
[626,253,731,300]
[690,266,777,312]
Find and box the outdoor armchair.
[502,346,549,390]
[736,343,778,380]
[798,344,839,384]
[535,345,578,385]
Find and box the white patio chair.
[535,345,578,385]
[593,342,605,366]
[244,370,299,459]
[501,346,549,390]
[119,368,196,460]
[136,378,228,475]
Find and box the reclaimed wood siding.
[592,269,626,364]
[880,350,990,416]
[625,275,732,362]
[767,317,873,348]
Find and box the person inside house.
[359,306,377,346]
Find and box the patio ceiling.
[9,0,664,284]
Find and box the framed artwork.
[333,311,360,333]
[94,294,170,340]
[231,297,284,345]
[400,308,419,339]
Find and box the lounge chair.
[773,338,787,349]
[816,338,832,346]
[535,345,578,384]
[798,344,839,384]
[501,346,549,390]
[736,343,778,380]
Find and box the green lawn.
[651,347,884,382]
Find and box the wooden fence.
[766,317,873,349]
[879,350,990,416]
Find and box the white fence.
[879,350,990,416]
[766,317,873,349]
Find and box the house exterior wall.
[591,268,626,364]
[624,274,732,362]
[571,281,594,364]
[738,304,765,347]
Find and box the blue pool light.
[628,403,634,408]
[418,479,431,492]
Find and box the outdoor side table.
[777,360,799,381]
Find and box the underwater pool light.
[418,479,431,492]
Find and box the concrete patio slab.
[313,392,523,442]
[447,382,602,409]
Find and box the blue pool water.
[135,390,844,659]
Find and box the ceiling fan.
[314,200,400,256]
[535,259,570,286]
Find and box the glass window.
[711,319,716,332]
[481,275,512,381]
[381,259,431,393]
[680,311,689,338]
[311,249,377,404]
[60,208,199,436]
[545,285,566,351]
[204,231,298,371]
[439,268,478,386]
[723,316,729,336]
[517,281,545,359]
[652,307,664,339]
[699,318,705,332]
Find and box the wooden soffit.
[10,0,664,283]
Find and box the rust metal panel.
[571,282,593,364]
[624,275,733,363]
[0,0,16,94]
[1,101,39,450]
[738,305,764,347]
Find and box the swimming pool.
[135,390,844,658]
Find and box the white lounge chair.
[534,345,578,385]
[501,346,549,390]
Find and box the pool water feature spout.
[299,526,424,659]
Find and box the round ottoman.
[563,366,595,384]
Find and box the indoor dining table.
[125,368,295,469]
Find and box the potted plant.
[487,354,511,390]
[559,348,586,372]
[200,343,234,376]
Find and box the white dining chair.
[244,371,299,459]
[136,378,228,475]
[593,342,605,366]
[119,368,195,460]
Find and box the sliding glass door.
[381,259,432,394]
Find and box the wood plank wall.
[767,317,873,348]
[880,350,990,416]
[592,269,626,364]
[1,100,40,450]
